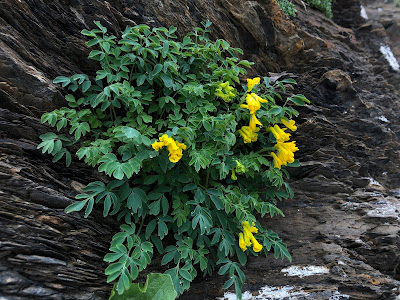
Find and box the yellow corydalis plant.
[152,134,187,163]
[238,221,263,252]
[238,79,268,143]
[268,121,299,169]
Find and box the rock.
[0,0,399,299]
[319,69,354,91]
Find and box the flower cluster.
[246,77,260,92]
[238,221,263,252]
[215,82,236,102]
[268,119,299,169]
[231,159,246,180]
[151,134,187,163]
[238,78,268,143]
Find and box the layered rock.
[0,0,399,299]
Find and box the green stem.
[205,168,211,189]
[137,217,145,235]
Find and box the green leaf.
[178,269,192,281]
[109,273,177,300]
[65,200,87,213]
[209,194,224,210]
[160,74,173,88]
[84,197,94,217]
[104,252,124,263]
[137,74,146,86]
[105,262,124,275]
[183,183,197,192]
[82,81,91,92]
[53,76,70,84]
[269,106,282,116]
[287,159,300,167]
[145,219,157,239]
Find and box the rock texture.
[0,0,399,299]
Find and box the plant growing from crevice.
[277,0,333,18]
[38,20,309,300]
[277,0,297,17]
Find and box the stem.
[137,217,145,235]
[205,168,211,189]
[109,106,114,122]
[111,105,118,125]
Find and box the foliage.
[305,0,333,18]
[39,20,309,300]
[109,273,177,300]
[277,0,333,18]
[276,0,297,17]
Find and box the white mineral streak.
[367,199,400,220]
[380,44,400,71]
[378,115,389,123]
[218,286,309,300]
[329,291,350,300]
[360,6,368,20]
[367,177,383,187]
[218,286,350,300]
[281,265,330,278]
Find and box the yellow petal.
[151,141,163,151]
[251,237,263,252]
[239,233,247,251]
[247,77,260,92]
[249,114,262,131]
[281,119,297,131]
[271,152,283,169]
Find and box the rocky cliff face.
[0,0,399,299]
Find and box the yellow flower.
[281,119,297,131]
[251,238,263,252]
[271,152,284,169]
[268,125,291,143]
[151,141,164,151]
[238,126,259,143]
[271,141,299,169]
[151,134,187,163]
[239,221,263,252]
[241,93,267,115]
[246,77,260,92]
[249,114,262,131]
[239,233,247,251]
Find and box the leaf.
[65,200,87,213]
[103,196,112,216]
[145,219,157,239]
[84,197,94,218]
[104,252,124,262]
[183,183,197,192]
[53,76,70,84]
[161,251,176,266]
[109,273,177,300]
[209,194,224,210]
[178,269,192,281]
[269,106,282,116]
[137,74,146,86]
[82,81,91,92]
[160,74,173,88]
[105,262,124,275]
